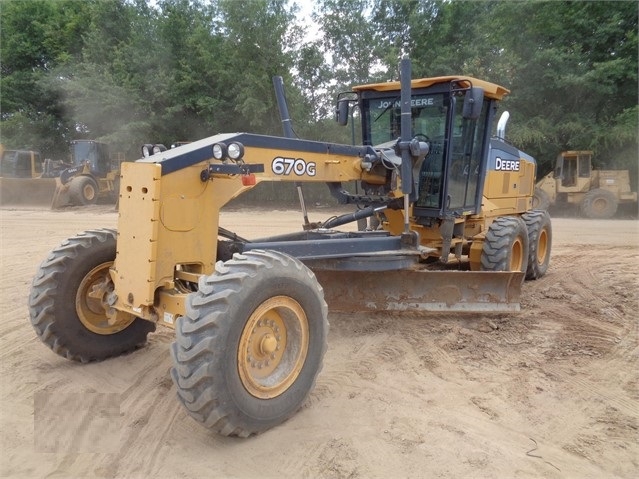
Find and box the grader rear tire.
[28,229,155,362]
[480,216,529,276]
[522,209,552,280]
[580,188,618,219]
[171,250,328,437]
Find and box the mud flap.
[0,177,58,206]
[313,269,523,313]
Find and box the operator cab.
[554,150,592,188]
[70,140,111,177]
[346,77,508,220]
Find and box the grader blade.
[314,269,523,313]
[0,177,58,206]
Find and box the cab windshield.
[365,93,447,146]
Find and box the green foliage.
[0,0,94,156]
[218,0,301,134]
[493,0,638,174]
[315,0,382,84]
[295,41,332,121]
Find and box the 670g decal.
[271,157,316,177]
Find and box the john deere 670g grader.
[28,59,551,437]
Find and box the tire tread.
[171,249,328,437]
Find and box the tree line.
[1,0,637,179]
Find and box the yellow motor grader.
[28,59,551,437]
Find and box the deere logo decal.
[495,157,520,171]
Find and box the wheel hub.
[77,261,135,335]
[83,184,95,201]
[238,296,309,399]
[593,198,607,212]
[259,333,278,356]
[247,317,285,372]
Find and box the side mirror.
[462,87,484,120]
[336,99,350,126]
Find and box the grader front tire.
[170,250,328,437]
[28,229,155,362]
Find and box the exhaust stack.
[497,111,510,140]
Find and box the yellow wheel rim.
[592,198,607,213]
[537,228,549,265]
[510,237,524,271]
[238,296,309,399]
[83,183,96,201]
[76,261,135,335]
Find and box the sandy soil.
[0,205,637,478]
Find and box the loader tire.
[580,188,618,219]
[532,187,551,211]
[28,229,155,362]
[171,250,328,437]
[69,176,98,205]
[522,209,552,280]
[480,216,529,276]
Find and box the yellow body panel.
[483,159,535,204]
[595,170,637,201]
[246,147,365,184]
[111,162,163,316]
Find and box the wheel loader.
[28,59,552,437]
[50,139,121,208]
[0,140,121,208]
[533,150,637,219]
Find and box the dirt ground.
[0,205,637,479]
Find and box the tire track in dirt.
[514,243,638,469]
[0,319,41,362]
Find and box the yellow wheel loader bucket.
[314,269,523,313]
[50,177,73,209]
[0,177,58,207]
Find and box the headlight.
[152,144,167,154]
[227,142,245,161]
[142,143,167,157]
[212,143,227,160]
[141,144,154,157]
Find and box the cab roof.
[353,76,510,101]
